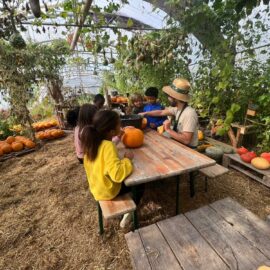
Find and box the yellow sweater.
[84,140,133,201]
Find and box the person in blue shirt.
[143,87,166,129]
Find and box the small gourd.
[251,157,270,170]
[141,118,147,129]
[122,128,144,148]
[198,130,204,141]
[205,146,224,160]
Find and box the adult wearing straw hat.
[140,78,198,148]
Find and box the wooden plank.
[99,193,136,219]
[211,197,270,258]
[125,231,151,270]
[138,223,182,270]
[157,215,229,270]
[186,205,268,270]
[199,164,229,178]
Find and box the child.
[75,104,97,164]
[94,94,105,110]
[66,106,80,128]
[80,110,134,201]
[143,87,166,129]
[129,93,144,114]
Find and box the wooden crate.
[223,154,270,188]
[0,143,42,162]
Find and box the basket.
[120,115,143,129]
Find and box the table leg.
[176,176,180,215]
[189,172,195,197]
[132,186,139,229]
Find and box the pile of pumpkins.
[0,136,36,156]
[35,129,65,140]
[237,147,270,170]
[110,96,129,104]
[32,120,59,131]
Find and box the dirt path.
[0,134,269,269]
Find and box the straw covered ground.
[0,134,269,269]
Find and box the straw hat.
[162,78,191,102]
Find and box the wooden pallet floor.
[125,197,270,270]
[223,154,270,188]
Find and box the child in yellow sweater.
[80,110,133,201]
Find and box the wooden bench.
[223,154,270,188]
[97,193,137,234]
[189,164,229,197]
[125,197,270,270]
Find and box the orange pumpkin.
[116,97,122,103]
[122,128,144,148]
[35,132,44,140]
[111,97,117,103]
[1,143,13,154]
[6,136,15,144]
[0,148,3,156]
[24,140,36,149]
[11,141,24,151]
[141,118,147,129]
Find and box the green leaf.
[127,18,134,28]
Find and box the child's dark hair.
[94,94,105,109]
[78,104,97,133]
[66,106,80,128]
[81,110,120,161]
[145,87,158,98]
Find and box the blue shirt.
[143,103,167,128]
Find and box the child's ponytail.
[80,125,102,161]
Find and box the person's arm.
[105,142,133,183]
[140,108,173,117]
[163,120,194,145]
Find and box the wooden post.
[104,86,111,109]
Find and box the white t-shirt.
[168,106,198,147]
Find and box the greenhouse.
[0,0,270,269]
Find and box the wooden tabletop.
[120,130,216,187]
[126,197,270,270]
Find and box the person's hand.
[163,120,171,131]
[150,123,156,129]
[124,150,134,160]
[139,112,147,116]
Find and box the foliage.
[0,119,13,140]
[0,39,70,138]
[30,96,54,120]
[103,30,191,104]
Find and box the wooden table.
[119,130,215,227]
[125,197,270,270]
[121,130,216,186]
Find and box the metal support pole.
[97,202,104,235]
[176,176,180,215]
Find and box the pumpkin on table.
[122,127,144,148]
